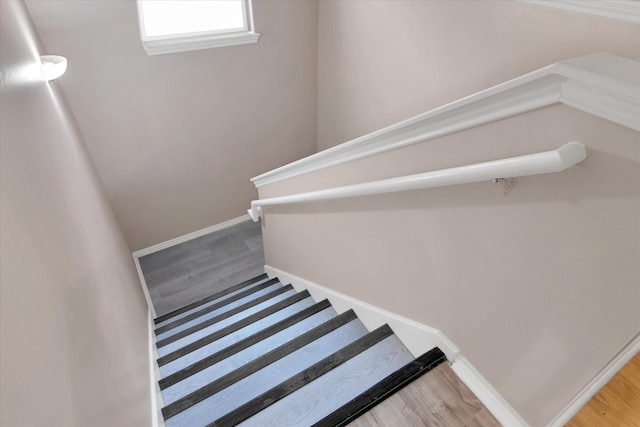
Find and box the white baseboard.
[546,332,640,427]
[264,265,527,427]
[148,309,165,427]
[135,255,157,319]
[133,214,251,258]
[517,0,640,24]
[451,355,530,426]
[263,265,459,360]
[132,214,252,319]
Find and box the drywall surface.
[317,0,640,150]
[259,104,640,426]
[284,4,640,422]
[0,1,150,425]
[24,0,319,250]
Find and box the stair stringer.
[148,309,167,427]
[265,264,529,427]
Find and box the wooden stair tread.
[161,305,338,405]
[156,281,283,341]
[156,278,280,335]
[208,325,396,427]
[154,273,269,326]
[159,295,315,377]
[159,299,334,390]
[313,347,447,427]
[162,311,364,421]
[157,284,292,348]
[158,288,299,358]
[345,363,499,427]
[237,334,415,427]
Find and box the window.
[137,0,260,55]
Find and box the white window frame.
[137,0,260,56]
[516,0,640,24]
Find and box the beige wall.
[25,0,319,251]
[260,2,640,425]
[262,105,640,427]
[0,1,150,426]
[317,0,640,150]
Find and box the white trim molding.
[452,356,530,427]
[148,309,166,427]
[135,254,157,318]
[251,53,640,188]
[518,0,640,24]
[141,31,260,56]
[132,214,251,318]
[137,0,260,56]
[546,332,640,426]
[133,214,251,258]
[264,265,528,427]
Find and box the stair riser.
[154,274,268,326]
[164,320,369,426]
[156,281,282,339]
[238,335,415,427]
[158,291,312,367]
[208,325,395,427]
[163,310,361,417]
[159,300,334,390]
[157,285,294,350]
[161,307,338,405]
[160,298,316,377]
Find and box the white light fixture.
[40,55,67,81]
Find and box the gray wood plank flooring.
[165,321,370,427]
[238,334,415,427]
[346,363,501,427]
[160,307,338,406]
[159,298,317,377]
[139,219,265,317]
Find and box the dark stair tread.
[158,298,318,380]
[312,347,447,427]
[233,334,414,427]
[159,299,333,390]
[156,284,292,348]
[206,324,394,427]
[156,278,279,335]
[157,290,311,366]
[162,309,360,419]
[160,307,339,407]
[154,273,269,325]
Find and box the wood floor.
[139,219,265,316]
[567,351,640,427]
[348,363,500,427]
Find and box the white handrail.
[248,142,587,221]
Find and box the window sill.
[142,30,260,56]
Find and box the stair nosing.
[159,299,333,390]
[162,309,360,419]
[155,278,280,335]
[206,324,394,427]
[156,284,293,348]
[157,290,312,366]
[311,347,448,427]
[154,273,268,325]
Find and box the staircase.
[153,273,447,427]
